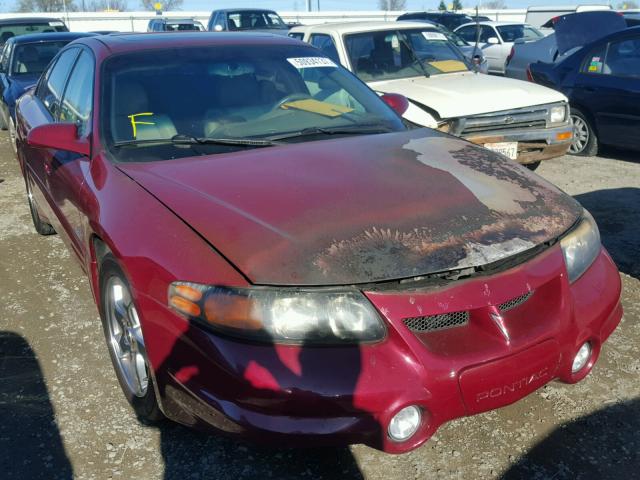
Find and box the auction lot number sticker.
[287,57,337,68]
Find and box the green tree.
[451,0,463,11]
[16,0,76,12]
[438,0,447,11]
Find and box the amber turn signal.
[169,295,201,317]
[556,131,572,141]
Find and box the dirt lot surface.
[0,131,638,480]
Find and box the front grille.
[403,311,469,333]
[499,291,534,312]
[461,107,549,136]
[462,120,547,135]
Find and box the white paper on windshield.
[422,31,447,41]
[287,57,337,69]
[49,21,65,26]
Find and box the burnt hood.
[118,129,582,286]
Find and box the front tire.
[569,108,598,156]
[99,255,163,423]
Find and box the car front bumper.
[464,123,573,165]
[139,245,622,454]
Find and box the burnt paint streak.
[313,134,582,284]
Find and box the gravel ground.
[0,132,638,480]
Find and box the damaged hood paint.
[118,129,582,285]
[370,72,567,118]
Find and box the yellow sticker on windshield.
[128,112,155,139]
[281,99,353,117]
[428,60,467,73]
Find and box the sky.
[1,0,616,14]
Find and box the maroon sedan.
[15,33,622,453]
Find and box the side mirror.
[214,24,223,32]
[27,123,90,156]
[487,37,500,45]
[381,93,409,116]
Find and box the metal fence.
[0,9,528,33]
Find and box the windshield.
[496,24,543,42]
[11,41,69,75]
[227,11,287,30]
[102,45,405,162]
[165,22,204,31]
[345,28,469,82]
[0,21,67,44]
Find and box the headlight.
[560,210,601,283]
[168,283,385,344]
[550,105,567,123]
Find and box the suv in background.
[396,12,474,31]
[207,8,289,35]
[0,17,68,47]
[147,18,205,32]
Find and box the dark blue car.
[0,32,95,146]
[529,26,640,156]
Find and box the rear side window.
[37,47,79,118]
[59,50,93,135]
[603,38,640,77]
[288,32,304,41]
[309,34,340,62]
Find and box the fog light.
[572,342,591,373]
[388,405,421,442]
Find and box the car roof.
[6,32,94,44]
[402,11,469,16]
[162,19,201,24]
[457,21,530,28]
[211,8,278,14]
[82,32,301,55]
[0,17,65,25]
[290,21,438,35]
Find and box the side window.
[456,26,476,43]
[481,26,497,43]
[309,34,340,62]
[288,32,304,41]
[581,44,607,74]
[37,48,79,119]
[603,38,640,77]
[59,51,93,136]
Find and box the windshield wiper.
[114,134,279,148]
[398,33,430,78]
[267,125,394,142]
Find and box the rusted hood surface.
[118,129,582,286]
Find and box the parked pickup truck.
[290,21,573,168]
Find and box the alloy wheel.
[569,114,589,154]
[105,276,149,397]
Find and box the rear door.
[573,36,640,150]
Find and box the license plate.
[484,142,518,160]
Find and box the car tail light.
[526,67,534,83]
[506,46,515,66]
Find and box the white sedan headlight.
[550,105,568,124]
[168,283,386,344]
[560,210,601,283]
